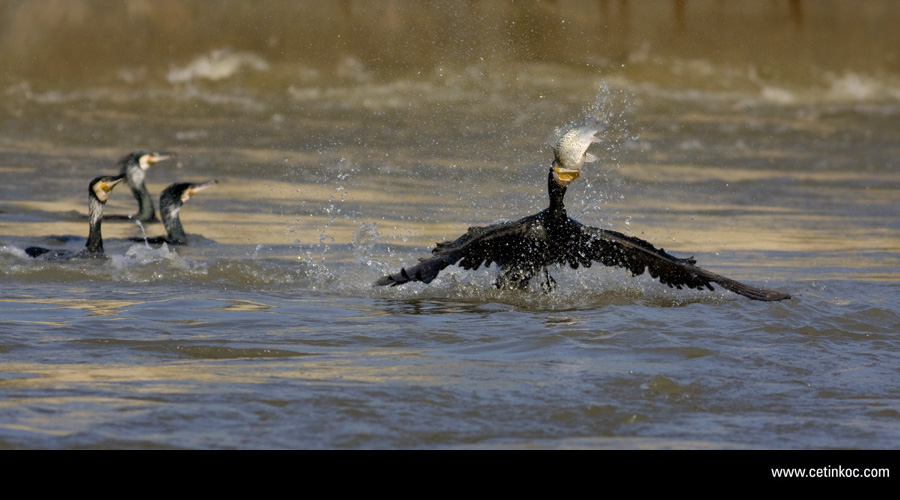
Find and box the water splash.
[352,222,380,264]
[108,243,208,282]
[134,220,149,246]
[556,85,637,219]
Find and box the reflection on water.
[1,1,900,450]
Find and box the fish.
[551,121,604,184]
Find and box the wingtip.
[728,282,792,302]
[765,291,792,302]
[373,276,396,287]
[740,283,792,302]
[374,269,409,287]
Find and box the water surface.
[1,1,899,449]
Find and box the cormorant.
[26,174,127,259]
[130,180,217,246]
[374,124,790,301]
[105,151,175,222]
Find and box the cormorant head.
[119,151,176,172]
[161,179,219,211]
[137,151,176,171]
[177,179,218,204]
[90,174,127,204]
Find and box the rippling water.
[1,1,899,449]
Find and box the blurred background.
[3,0,898,89]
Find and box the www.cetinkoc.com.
[772,466,890,479]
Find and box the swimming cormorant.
[130,180,217,246]
[374,124,790,301]
[105,151,175,222]
[26,174,127,259]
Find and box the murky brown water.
[1,1,899,449]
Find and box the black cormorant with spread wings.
[26,174,127,259]
[130,180,217,246]
[374,124,790,301]
[105,151,175,222]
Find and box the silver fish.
[551,122,603,183]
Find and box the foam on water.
[166,48,270,84]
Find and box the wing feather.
[375,215,544,286]
[375,213,790,301]
[568,223,790,301]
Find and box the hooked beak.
[182,179,218,202]
[138,152,176,171]
[553,163,581,186]
[147,152,176,164]
[93,173,126,202]
[102,173,127,192]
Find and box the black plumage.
[105,151,175,222]
[375,168,790,301]
[26,174,126,259]
[130,180,217,246]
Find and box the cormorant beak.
[139,152,176,170]
[93,174,126,202]
[102,174,127,192]
[553,163,581,186]
[182,179,218,203]
[147,152,175,164]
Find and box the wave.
[166,49,270,84]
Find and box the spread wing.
[374,214,547,286]
[375,214,790,301]
[565,222,790,301]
